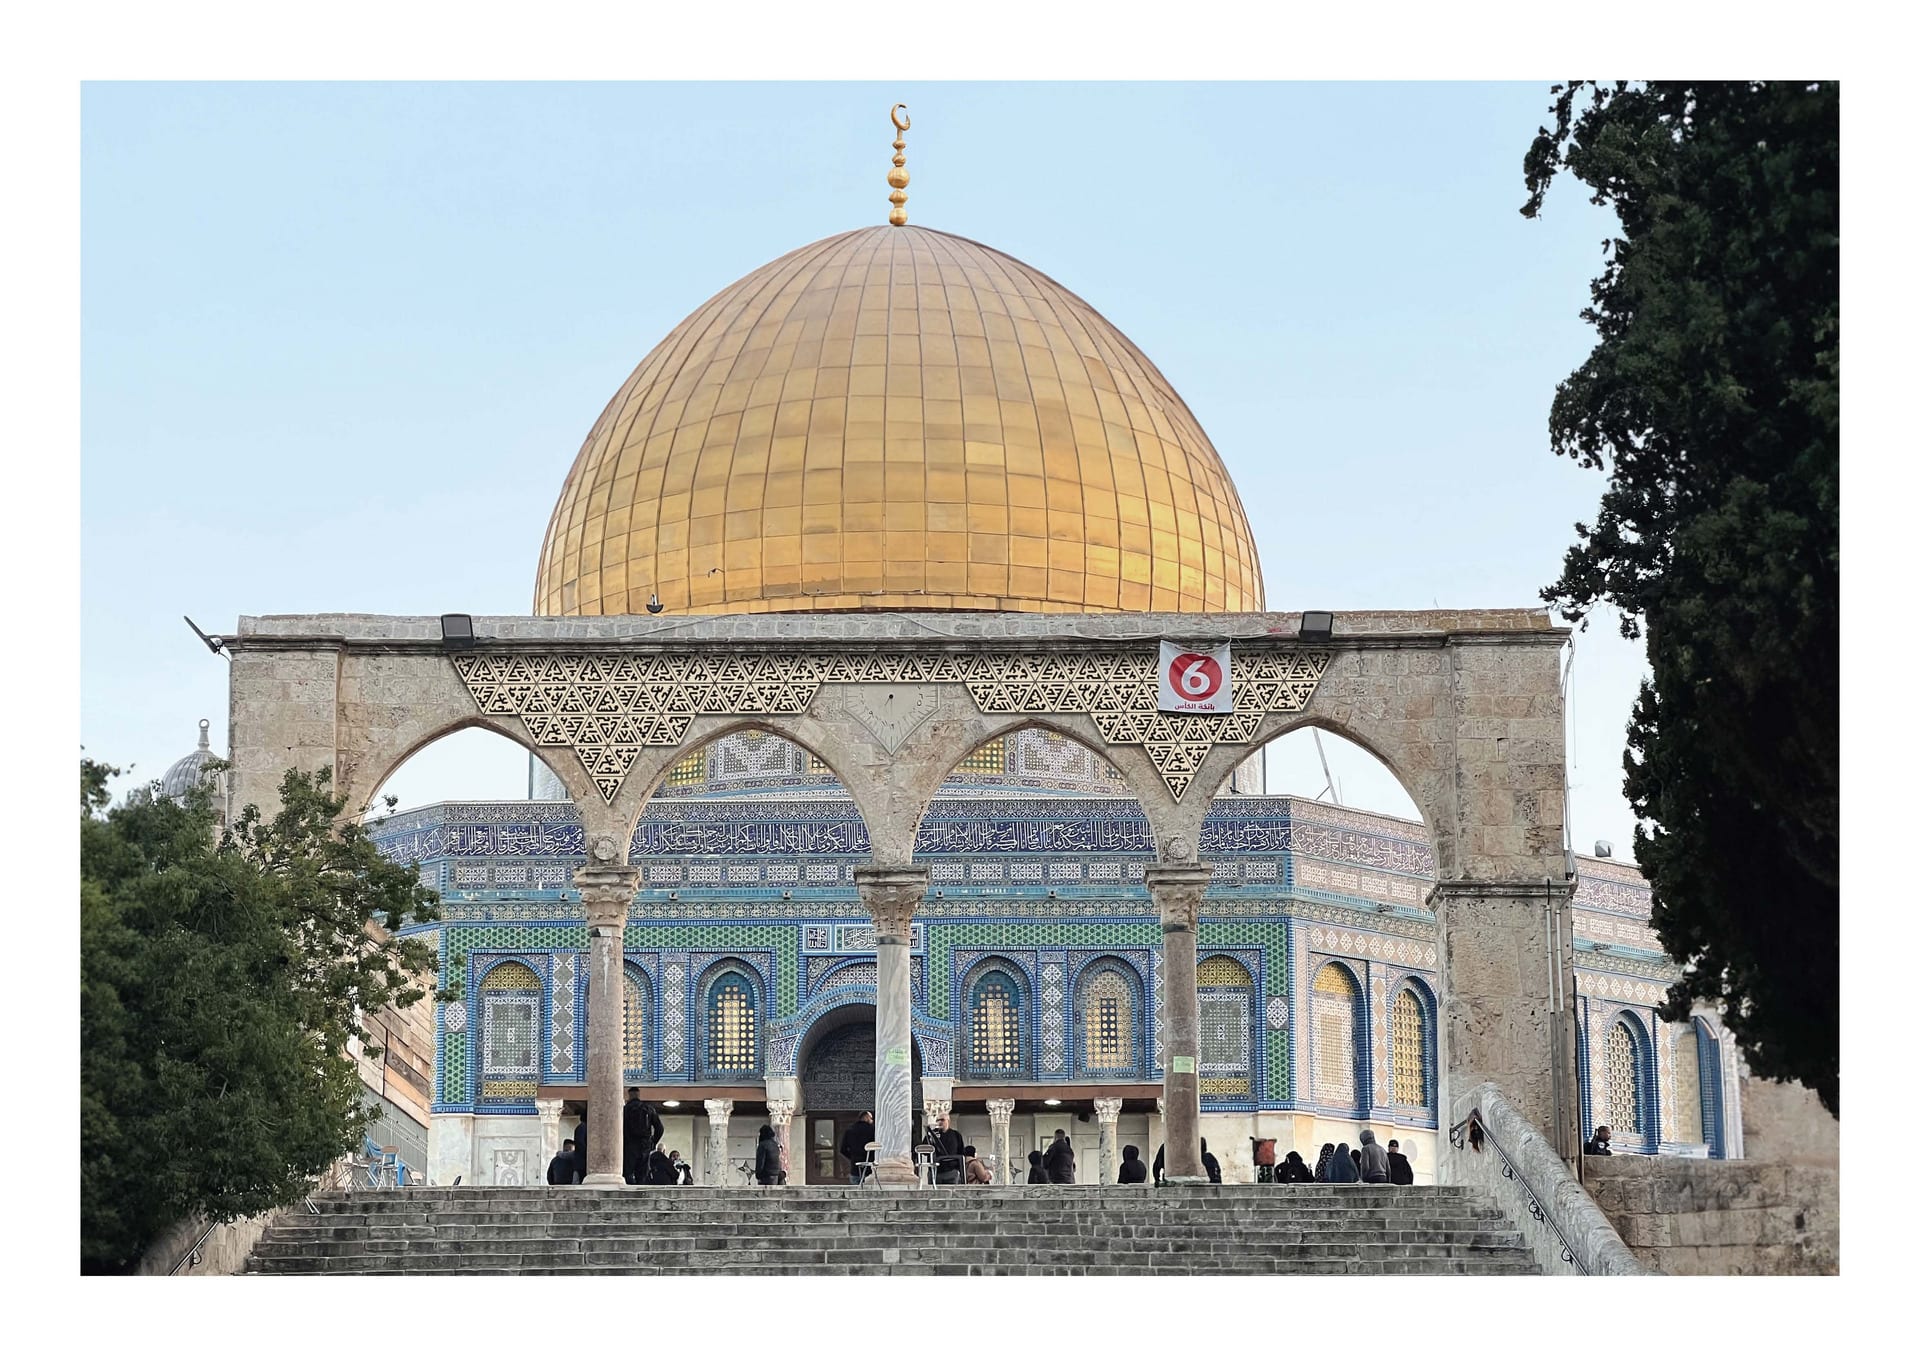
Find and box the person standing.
[1357,1128,1391,1184]
[1118,1145,1148,1184]
[1200,1137,1222,1184]
[1277,1150,1312,1183]
[754,1124,783,1185]
[1151,1144,1165,1185]
[572,1116,589,1184]
[1026,1149,1050,1185]
[840,1111,875,1184]
[1327,1141,1359,1183]
[1387,1139,1414,1185]
[1312,1143,1337,1182]
[624,1090,663,1185]
[548,1138,579,1185]
[1585,1125,1614,1155]
[668,1148,694,1185]
[964,1145,993,1185]
[1043,1129,1076,1185]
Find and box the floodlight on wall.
[1299,611,1335,643]
[1594,840,1614,858]
[662,1100,681,1109]
[440,614,477,649]
[1043,1098,1062,1107]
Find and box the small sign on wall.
[1158,641,1233,713]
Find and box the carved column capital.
[703,1098,735,1125]
[985,1098,1016,1125]
[766,1098,795,1126]
[574,866,640,926]
[1093,1096,1124,1125]
[1156,1098,1166,1118]
[535,1098,565,1130]
[854,865,928,942]
[1145,864,1212,931]
[923,1096,953,1123]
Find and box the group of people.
[544,1090,695,1186]
[1281,1130,1415,1185]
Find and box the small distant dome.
[161,719,226,804]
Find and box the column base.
[1163,1175,1213,1187]
[870,1155,919,1187]
[581,1173,629,1188]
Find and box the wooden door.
[808,1113,869,1184]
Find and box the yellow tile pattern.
[536,226,1265,616]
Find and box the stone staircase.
[247,1185,1541,1275]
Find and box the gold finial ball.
[887,167,910,190]
[888,207,908,226]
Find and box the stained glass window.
[1198,956,1253,1097]
[1604,1021,1642,1136]
[1312,963,1361,1108]
[480,961,540,1100]
[1391,987,1430,1107]
[955,738,1007,775]
[667,749,706,786]
[1670,1022,1704,1144]
[708,972,757,1072]
[1083,969,1132,1071]
[623,968,648,1076]
[970,972,1022,1071]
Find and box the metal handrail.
[1449,1106,1585,1274]
[164,1219,221,1276]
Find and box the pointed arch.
[1388,977,1436,1112]
[697,960,763,1078]
[1074,956,1145,1077]
[1310,959,1365,1112]
[477,959,541,1103]
[1198,953,1255,1100]
[960,957,1029,1079]
[1599,1010,1654,1150]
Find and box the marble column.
[986,1099,1016,1186]
[575,857,640,1187]
[765,1075,798,1182]
[766,1096,795,1184]
[922,1091,954,1186]
[1156,1097,1168,1181]
[1148,863,1211,1184]
[1094,1097,1124,1185]
[704,1099,734,1187]
[855,865,928,1186]
[535,1097,565,1178]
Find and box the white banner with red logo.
[1158,640,1233,713]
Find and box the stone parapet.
[1583,1155,1838,1275]
[230,609,1562,648]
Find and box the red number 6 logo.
[1169,653,1223,700]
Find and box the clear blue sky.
[82,81,1644,854]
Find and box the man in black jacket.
[840,1111,875,1184]
[926,1113,965,1184]
[1042,1129,1075,1184]
[548,1138,579,1185]
[1386,1139,1414,1185]
[1118,1145,1148,1183]
[1585,1125,1613,1156]
[572,1117,589,1183]
[623,1090,664,1184]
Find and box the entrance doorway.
[797,1004,922,1183]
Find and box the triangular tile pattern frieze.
[451,648,1331,805]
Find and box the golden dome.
[536,225,1264,616]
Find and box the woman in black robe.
[1312,1143,1337,1181]
[754,1124,782,1185]
[1277,1150,1313,1183]
[1327,1141,1360,1183]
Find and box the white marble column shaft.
[1094,1097,1124,1185]
[575,860,639,1187]
[986,1099,1016,1186]
[705,1099,734,1187]
[856,866,927,1187]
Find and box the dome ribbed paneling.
[536,226,1263,615]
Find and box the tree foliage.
[1525,82,1838,1112]
[81,762,440,1272]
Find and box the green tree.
[81,761,440,1272]
[1524,82,1838,1112]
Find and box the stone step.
[258,1221,1519,1243]
[251,1254,1540,1276]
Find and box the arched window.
[479,960,541,1101]
[1080,965,1137,1074]
[1312,962,1363,1109]
[1197,955,1253,1098]
[1603,1020,1645,1138]
[968,969,1024,1074]
[623,966,650,1079]
[1390,985,1432,1109]
[1669,1021,1704,1145]
[705,969,759,1074]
